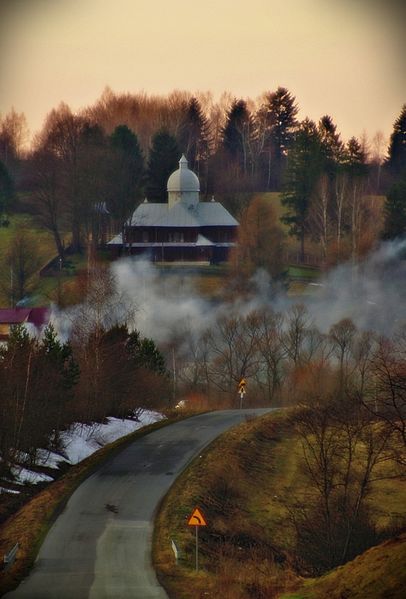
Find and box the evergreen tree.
[178,97,211,177]
[382,178,406,239]
[0,159,14,219]
[127,330,166,375]
[386,104,406,178]
[259,87,299,189]
[222,99,254,175]
[146,130,179,202]
[343,136,368,178]
[318,115,343,178]
[281,119,323,261]
[108,125,145,227]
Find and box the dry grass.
[153,410,303,598]
[280,533,406,599]
[153,410,406,599]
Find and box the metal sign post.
[195,525,199,572]
[238,378,246,409]
[187,507,207,572]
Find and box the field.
[0,214,60,305]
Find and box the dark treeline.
[0,90,405,266]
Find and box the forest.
[0,87,405,273]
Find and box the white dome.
[167,155,200,193]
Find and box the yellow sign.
[238,378,246,393]
[187,507,207,526]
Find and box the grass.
[0,214,61,305]
[0,414,189,596]
[279,533,406,599]
[153,410,406,599]
[153,411,303,598]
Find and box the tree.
[127,330,166,374]
[0,229,42,305]
[28,147,66,260]
[177,97,211,181]
[0,159,14,218]
[146,129,179,202]
[370,130,387,191]
[35,103,89,252]
[343,137,370,261]
[259,87,299,189]
[318,115,343,178]
[281,119,323,262]
[222,99,255,177]
[108,125,145,229]
[290,394,392,574]
[230,195,286,290]
[386,104,406,178]
[0,108,28,179]
[382,178,406,239]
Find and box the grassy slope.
[153,410,406,599]
[281,532,406,599]
[0,214,58,305]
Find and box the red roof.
[0,307,50,328]
[28,307,50,328]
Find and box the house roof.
[0,307,50,328]
[129,201,238,228]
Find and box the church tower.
[167,154,200,209]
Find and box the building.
[0,307,50,343]
[108,155,238,263]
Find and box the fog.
[51,238,406,345]
[111,238,406,342]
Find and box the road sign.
[187,507,207,572]
[238,378,246,394]
[187,507,207,526]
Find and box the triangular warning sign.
[187,507,207,526]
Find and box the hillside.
[153,410,405,599]
[281,532,406,599]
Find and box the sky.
[0,0,405,146]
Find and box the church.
[108,155,238,263]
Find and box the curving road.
[5,408,273,599]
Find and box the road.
[5,408,273,599]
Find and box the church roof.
[167,154,200,193]
[129,201,238,228]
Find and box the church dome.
[167,155,200,193]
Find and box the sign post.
[187,507,207,572]
[238,378,246,409]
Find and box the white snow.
[11,466,54,485]
[2,410,164,489]
[59,411,163,465]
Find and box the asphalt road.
[5,408,273,599]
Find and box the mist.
[51,238,406,346]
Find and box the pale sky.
[0,0,405,145]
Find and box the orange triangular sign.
[187,507,207,526]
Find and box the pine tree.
[386,104,406,178]
[318,115,343,178]
[109,125,145,226]
[281,119,323,262]
[259,87,299,190]
[382,179,406,239]
[146,130,179,202]
[222,99,254,176]
[178,97,211,176]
